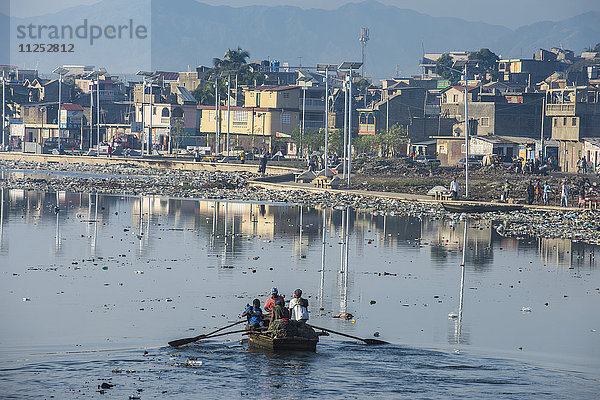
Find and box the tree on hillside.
[469,48,500,82]
[435,54,461,85]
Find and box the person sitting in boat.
[289,289,309,323]
[242,299,263,330]
[264,287,285,313]
[271,298,290,323]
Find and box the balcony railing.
[546,103,575,115]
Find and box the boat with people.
[246,330,319,352]
[168,287,386,350]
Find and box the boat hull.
[442,203,523,213]
[247,333,318,352]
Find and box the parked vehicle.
[457,155,483,168]
[414,155,441,167]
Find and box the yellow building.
[199,85,300,153]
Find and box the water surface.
[0,189,598,399]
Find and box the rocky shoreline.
[1,159,599,246]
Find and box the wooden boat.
[442,203,523,213]
[246,332,318,352]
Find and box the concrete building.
[357,85,426,135]
[198,84,300,153]
[134,86,199,149]
[441,87,547,138]
[547,86,600,172]
[419,51,470,79]
[498,49,565,88]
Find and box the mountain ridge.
[2,0,598,77]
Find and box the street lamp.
[84,70,102,153]
[339,62,362,187]
[0,65,16,151]
[53,67,68,152]
[439,60,477,199]
[316,64,338,174]
[208,74,220,155]
[298,76,311,159]
[221,70,237,159]
[256,112,266,152]
[137,71,157,156]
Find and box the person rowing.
[289,289,309,323]
[242,299,263,330]
[264,287,285,313]
[270,298,290,324]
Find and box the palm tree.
[213,47,250,71]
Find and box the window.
[453,94,459,102]
[153,107,157,115]
[283,92,289,99]
[572,117,577,126]
[280,112,290,125]
[232,110,248,122]
[554,118,557,127]
[209,110,215,121]
[480,117,490,127]
[161,107,170,117]
[172,107,184,118]
[563,117,567,126]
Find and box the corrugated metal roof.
[155,71,179,81]
[61,103,84,111]
[252,85,299,92]
[175,86,197,104]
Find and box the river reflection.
[0,188,599,379]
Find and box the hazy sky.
[8,0,600,28]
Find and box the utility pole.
[343,79,348,178]
[226,74,230,158]
[359,27,369,77]
[324,66,329,173]
[90,80,94,150]
[301,85,306,159]
[540,94,546,159]
[141,79,145,154]
[96,76,100,154]
[347,67,353,187]
[148,80,153,155]
[57,73,62,150]
[464,63,469,199]
[215,77,219,155]
[1,70,5,150]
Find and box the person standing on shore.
[543,182,551,205]
[449,177,460,200]
[527,181,535,205]
[502,180,511,202]
[258,153,268,174]
[561,181,570,207]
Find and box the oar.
[307,324,388,345]
[168,320,245,347]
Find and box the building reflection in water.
[319,208,326,313]
[0,187,5,252]
[54,191,62,254]
[0,189,597,298]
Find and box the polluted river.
[0,187,599,399]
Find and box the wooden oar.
[307,324,388,345]
[168,320,245,347]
